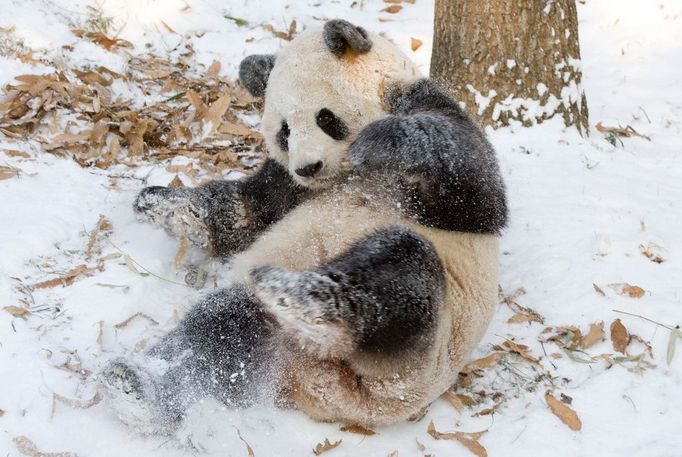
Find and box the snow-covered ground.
[1,1,681,456]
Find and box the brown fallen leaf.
[593,283,606,296]
[610,319,629,353]
[33,264,91,289]
[168,175,184,188]
[596,122,650,141]
[545,392,581,431]
[609,283,645,298]
[3,305,30,318]
[0,408,5,417]
[51,392,102,418]
[0,165,20,180]
[441,391,466,411]
[340,424,376,435]
[580,322,605,349]
[463,352,503,371]
[113,312,159,329]
[502,340,539,363]
[411,38,423,51]
[407,405,429,422]
[639,243,665,264]
[206,60,221,79]
[313,438,342,455]
[382,5,403,13]
[427,421,487,457]
[85,215,112,259]
[174,237,189,269]
[14,435,79,457]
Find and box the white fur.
[262,26,421,188]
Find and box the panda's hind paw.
[250,266,353,357]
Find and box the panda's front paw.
[250,266,353,358]
[133,186,210,248]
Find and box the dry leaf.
[580,322,605,349]
[219,121,256,136]
[14,435,79,457]
[639,243,665,264]
[464,352,503,371]
[340,424,376,435]
[410,38,423,51]
[387,452,399,457]
[441,391,465,411]
[206,60,221,79]
[114,312,159,329]
[168,175,184,188]
[3,306,30,318]
[609,283,645,298]
[235,427,255,457]
[174,237,188,269]
[427,421,487,457]
[610,319,629,353]
[205,93,232,131]
[85,215,112,259]
[123,255,149,277]
[545,393,582,431]
[382,5,403,13]
[313,438,342,455]
[593,283,606,296]
[33,264,90,289]
[0,165,20,180]
[667,329,680,366]
[502,340,539,363]
[407,405,429,422]
[596,122,650,140]
[0,408,5,417]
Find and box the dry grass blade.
[610,319,629,353]
[667,328,681,365]
[234,427,255,457]
[427,421,487,457]
[0,164,21,180]
[113,312,159,329]
[313,438,342,455]
[545,393,582,431]
[441,391,466,411]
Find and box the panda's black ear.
[238,54,276,97]
[323,20,372,58]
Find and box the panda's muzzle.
[295,161,323,178]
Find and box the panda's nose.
[295,161,323,178]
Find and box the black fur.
[349,79,508,234]
[323,19,372,58]
[134,158,309,257]
[238,54,276,97]
[102,285,276,428]
[316,108,349,140]
[276,121,290,152]
[252,226,444,355]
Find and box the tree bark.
[430,0,589,134]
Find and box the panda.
[101,19,508,433]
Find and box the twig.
[106,239,189,287]
[612,309,676,331]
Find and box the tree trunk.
[430,0,589,134]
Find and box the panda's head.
[239,20,420,189]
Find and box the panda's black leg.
[100,285,275,434]
[251,226,444,358]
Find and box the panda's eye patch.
[316,108,349,140]
[276,121,290,152]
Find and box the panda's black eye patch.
[316,108,349,140]
[276,121,290,152]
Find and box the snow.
[1,0,682,456]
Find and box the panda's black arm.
[134,158,308,257]
[348,79,508,235]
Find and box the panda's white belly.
[228,186,500,425]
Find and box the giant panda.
[101,19,508,433]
